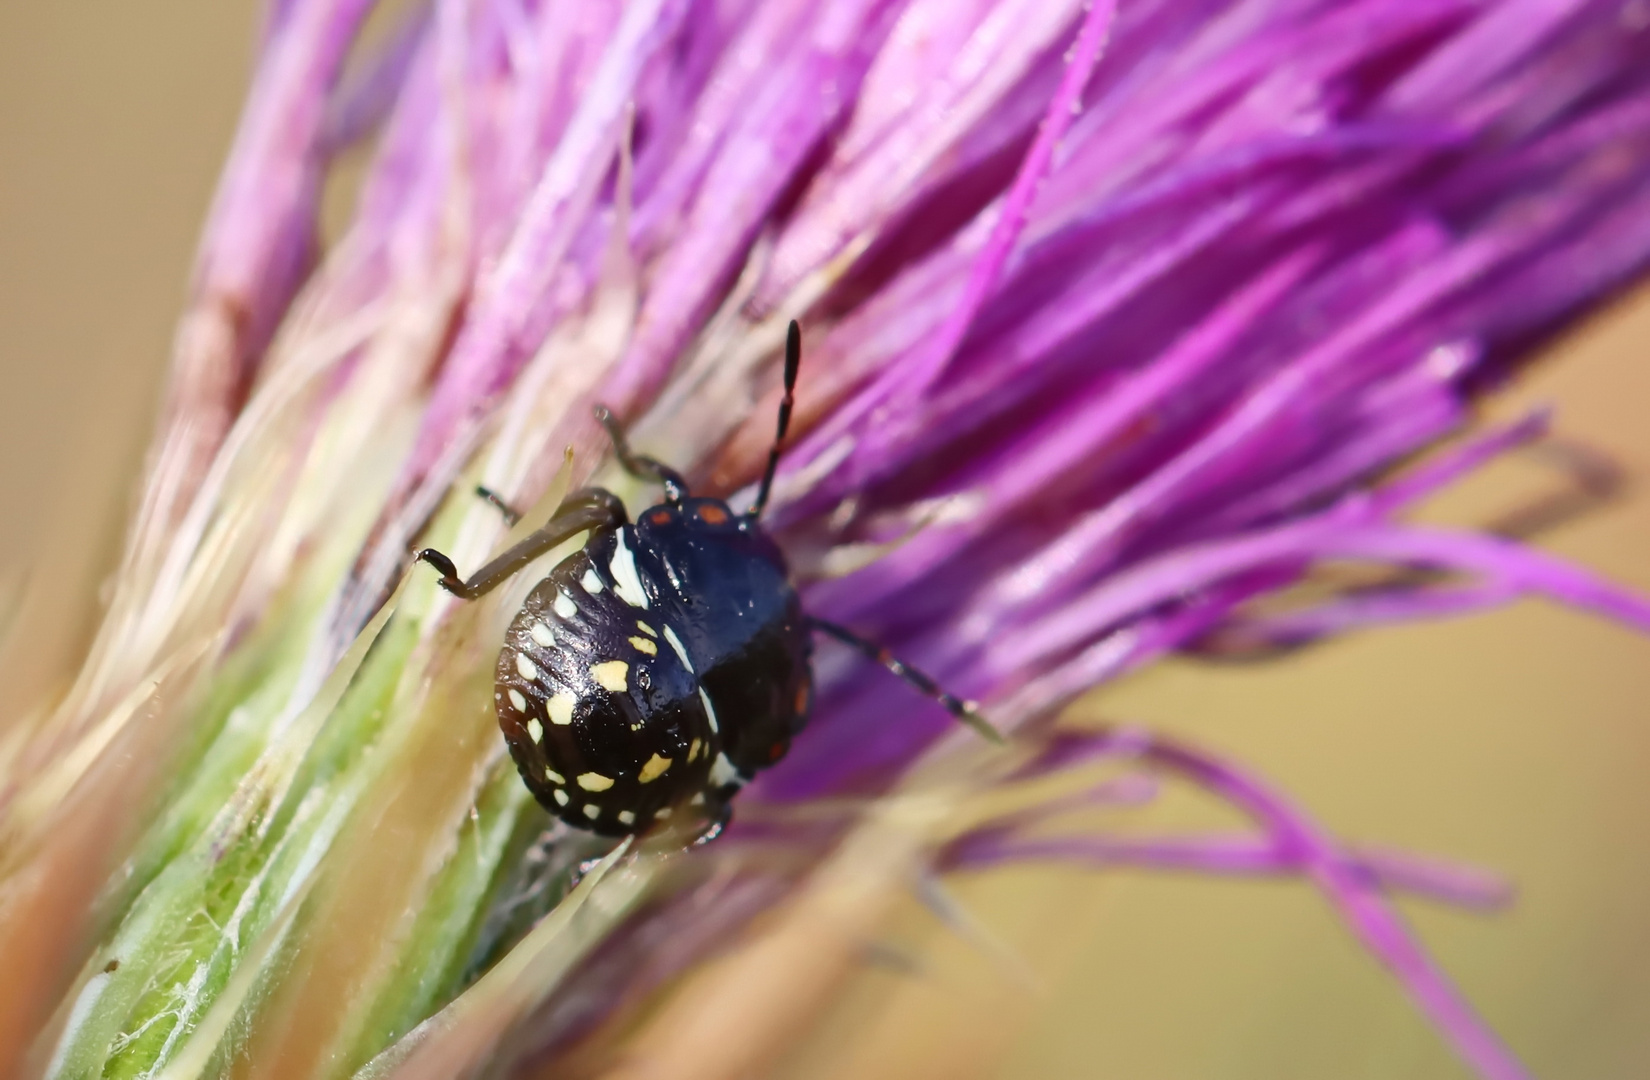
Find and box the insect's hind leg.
[593,405,689,503]
[808,617,1003,743]
[417,488,627,600]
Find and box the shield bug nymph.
[416,322,998,839]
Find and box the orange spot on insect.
[768,742,786,762]
[646,508,673,526]
[793,677,812,715]
[696,503,730,525]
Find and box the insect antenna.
[748,319,801,521]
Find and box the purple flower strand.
[820,0,1119,440]
[410,0,690,473]
[987,513,1650,681]
[199,0,378,359]
[1082,728,1530,1080]
[1195,581,1525,652]
[151,1,1650,1074]
[947,832,1516,912]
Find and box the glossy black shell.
[492,497,812,836]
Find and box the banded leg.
[417,488,627,600]
[809,617,1003,743]
[593,405,689,502]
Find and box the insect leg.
[748,319,801,521]
[690,801,733,847]
[808,617,1003,743]
[474,484,522,526]
[593,405,690,502]
[417,488,627,600]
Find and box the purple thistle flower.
[17,2,1650,1079]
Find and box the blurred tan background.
[1,4,1645,1078]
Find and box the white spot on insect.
[662,625,693,672]
[526,718,543,743]
[709,753,742,788]
[584,804,601,819]
[515,653,538,681]
[581,566,604,594]
[638,753,673,783]
[690,792,705,806]
[697,687,720,733]
[545,765,564,784]
[507,689,528,712]
[654,807,672,820]
[548,692,575,726]
[610,530,650,608]
[629,635,657,655]
[590,660,629,692]
[552,789,569,806]
[529,622,555,648]
[617,810,636,826]
[635,620,658,638]
[553,590,577,619]
[577,772,615,792]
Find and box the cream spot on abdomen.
[638,753,673,783]
[590,660,629,692]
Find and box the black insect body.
[417,322,994,839]
[488,499,809,836]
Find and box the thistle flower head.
[8,3,1650,1080]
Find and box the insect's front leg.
[417,488,628,600]
[593,405,690,503]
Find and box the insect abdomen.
[494,549,718,834]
